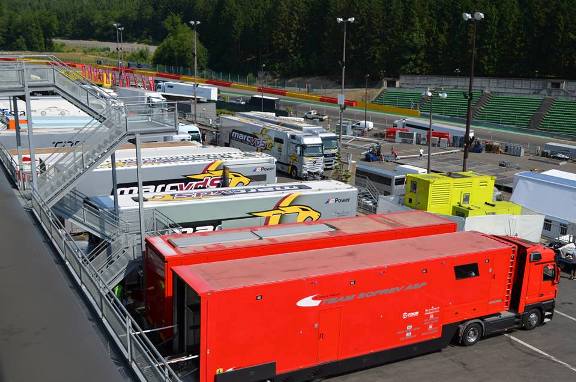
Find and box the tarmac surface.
[0,171,131,382]
[326,275,576,382]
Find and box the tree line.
[1,0,576,81]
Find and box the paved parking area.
[340,138,576,191]
[327,275,576,382]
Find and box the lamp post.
[462,11,484,171]
[336,16,354,152]
[423,88,448,173]
[260,63,266,112]
[118,26,125,71]
[189,20,201,124]
[112,23,121,68]
[364,73,369,127]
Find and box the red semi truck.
[145,210,456,330]
[171,231,559,382]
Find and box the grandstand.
[474,95,543,129]
[372,89,422,109]
[372,83,575,138]
[539,99,576,136]
[419,89,481,118]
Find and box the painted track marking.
[505,334,576,373]
[555,310,576,323]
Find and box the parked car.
[550,152,570,160]
[304,110,328,121]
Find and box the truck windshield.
[303,145,323,157]
[322,138,338,150]
[189,132,201,143]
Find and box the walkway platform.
[0,170,131,381]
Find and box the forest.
[1,0,575,81]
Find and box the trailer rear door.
[318,308,342,363]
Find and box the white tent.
[511,170,576,239]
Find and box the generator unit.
[404,171,497,215]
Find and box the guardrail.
[29,189,181,382]
[0,141,27,190]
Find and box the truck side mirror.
[529,252,542,262]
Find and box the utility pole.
[336,17,355,153]
[119,26,125,70]
[189,20,201,124]
[462,11,484,171]
[261,63,266,112]
[112,23,121,68]
[423,88,447,174]
[364,73,370,126]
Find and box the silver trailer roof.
[221,114,322,138]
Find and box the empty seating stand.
[420,89,481,118]
[373,89,423,109]
[474,95,543,128]
[539,99,576,136]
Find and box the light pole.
[118,26,125,70]
[364,73,370,126]
[260,63,266,112]
[336,16,354,152]
[189,20,201,124]
[423,88,447,173]
[112,23,121,68]
[462,11,484,171]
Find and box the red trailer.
[172,231,558,382]
[145,211,456,330]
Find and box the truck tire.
[522,309,542,330]
[460,323,482,346]
[290,166,298,179]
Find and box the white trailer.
[219,115,324,179]
[156,81,218,102]
[17,145,276,196]
[88,180,357,233]
[116,87,167,107]
[543,142,576,159]
[239,112,338,169]
[393,118,474,146]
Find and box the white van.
[351,120,374,131]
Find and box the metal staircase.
[0,55,178,207]
[356,175,380,213]
[85,208,181,288]
[0,56,183,381]
[53,189,127,240]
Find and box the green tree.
[152,15,208,69]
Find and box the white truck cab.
[177,123,202,144]
[351,120,374,131]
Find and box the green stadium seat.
[419,89,481,119]
[539,99,576,135]
[373,89,423,109]
[474,95,543,128]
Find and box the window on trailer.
[454,263,480,279]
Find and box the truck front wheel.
[461,323,482,346]
[290,167,298,179]
[522,309,542,330]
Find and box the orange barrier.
[355,101,420,117]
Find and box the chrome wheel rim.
[467,327,479,342]
[528,312,539,327]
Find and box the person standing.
[419,148,424,159]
